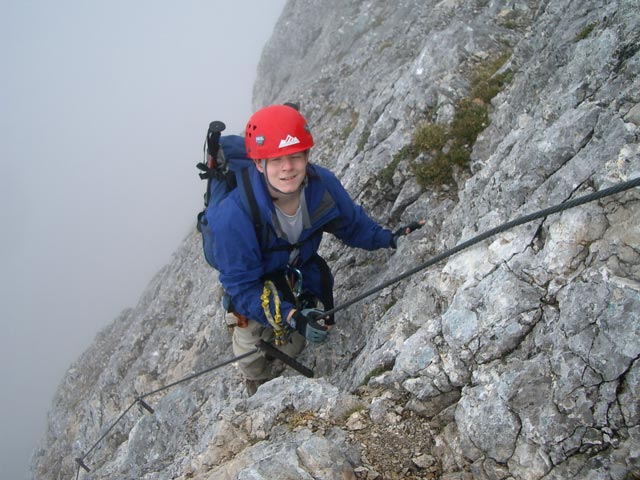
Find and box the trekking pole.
[322,177,640,318]
[196,120,227,210]
[206,121,226,160]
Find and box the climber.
[207,104,424,395]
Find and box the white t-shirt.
[275,193,306,263]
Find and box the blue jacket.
[208,163,394,326]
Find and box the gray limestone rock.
[31,1,640,479]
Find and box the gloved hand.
[289,308,329,343]
[391,220,425,248]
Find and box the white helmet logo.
[278,135,300,149]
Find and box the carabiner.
[286,265,303,299]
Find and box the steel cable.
[322,177,640,317]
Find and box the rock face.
[32,1,640,479]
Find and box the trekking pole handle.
[207,121,226,157]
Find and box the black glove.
[289,309,329,343]
[391,221,425,248]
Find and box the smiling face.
[255,151,309,196]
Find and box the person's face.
[256,151,308,195]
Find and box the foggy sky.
[0,1,286,477]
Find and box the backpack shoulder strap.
[307,164,343,234]
[236,167,267,246]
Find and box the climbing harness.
[72,176,639,479]
[261,280,287,345]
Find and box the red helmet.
[245,105,314,159]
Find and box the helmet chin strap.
[261,159,306,198]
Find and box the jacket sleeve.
[319,168,394,249]
[210,195,274,326]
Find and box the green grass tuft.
[470,51,512,103]
[357,127,371,151]
[413,122,448,152]
[395,51,513,189]
[378,154,401,186]
[450,98,489,146]
[575,22,598,42]
[341,111,360,140]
